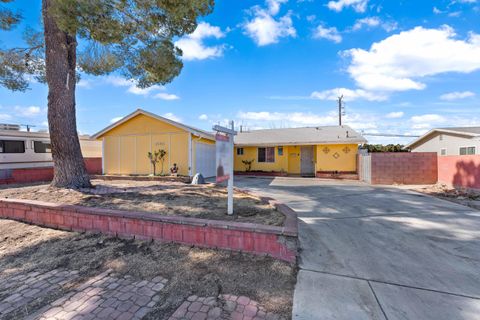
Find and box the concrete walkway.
[235,176,480,320]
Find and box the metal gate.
[358,154,371,184]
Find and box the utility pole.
[338,95,344,126]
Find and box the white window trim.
[459,146,476,155]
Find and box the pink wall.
[371,152,438,185]
[0,158,102,184]
[438,155,480,190]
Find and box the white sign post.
[213,121,236,215]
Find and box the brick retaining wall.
[0,198,298,263]
[438,155,480,190]
[0,158,102,185]
[370,152,438,185]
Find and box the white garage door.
[195,142,216,178]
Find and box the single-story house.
[91,109,216,177]
[93,109,367,178]
[234,126,367,176]
[406,127,480,156]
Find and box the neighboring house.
[234,126,367,176]
[406,127,480,156]
[91,109,216,177]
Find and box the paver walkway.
[169,294,282,320]
[0,267,280,320]
[0,269,166,320]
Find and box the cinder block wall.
[438,155,480,190]
[370,152,438,185]
[0,158,102,184]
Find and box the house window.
[0,140,25,153]
[440,148,447,156]
[258,147,275,163]
[278,146,283,156]
[34,141,52,153]
[460,147,476,155]
[236,147,244,155]
[439,134,443,141]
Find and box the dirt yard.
[0,219,296,319]
[0,180,285,226]
[413,183,480,210]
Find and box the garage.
[194,141,216,178]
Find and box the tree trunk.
[42,0,91,188]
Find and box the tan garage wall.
[103,132,190,176]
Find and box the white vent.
[0,124,21,131]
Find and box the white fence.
[358,154,371,184]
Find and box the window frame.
[258,147,275,163]
[459,146,476,155]
[278,146,284,156]
[33,140,52,154]
[236,147,244,156]
[440,148,447,156]
[0,140,26,154]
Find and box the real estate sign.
[213,123,236,215]
[215,133,232,183]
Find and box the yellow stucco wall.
[100,114,197,176]
[234,144,358,174]
[316,144,358,172]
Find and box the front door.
[300,146,315,176]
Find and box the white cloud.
[175,22,226,61]
[77,79,92,89]
[104,75,180,98]
[344,26,480,92]
[313,25,342,43]
[199,114,208,120]
[105,76,163,96]
[110,116,123,123]
[310,87,387,101]
[351,17,398,32]
[153,93,180,100]
[410,114,446,129]
[327,0,369,13]
[433,7,443,14]
[266,0,288,15]
[162,113,181,122]
[243,0,296,46]
[385,111,404,119]
[0,114,12,121]
[14,106,42,117]
[439,91,475,100]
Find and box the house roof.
[91,109,215,140]
[234,125,367,146]
[405,126,480,149]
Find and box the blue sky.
[1,0,480,144]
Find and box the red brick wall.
[0,157,102,184]
[370,152,438,185]
[0,198,298,263]
[438,155,480,190]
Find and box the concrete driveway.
[235,176,480,320]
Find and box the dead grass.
[413,183,480,210]
[0,180,285,226]
[0,219,296,319]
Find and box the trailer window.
[34,141,52,153]
[0,140,25,153]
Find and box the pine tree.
[0,0,214,188]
